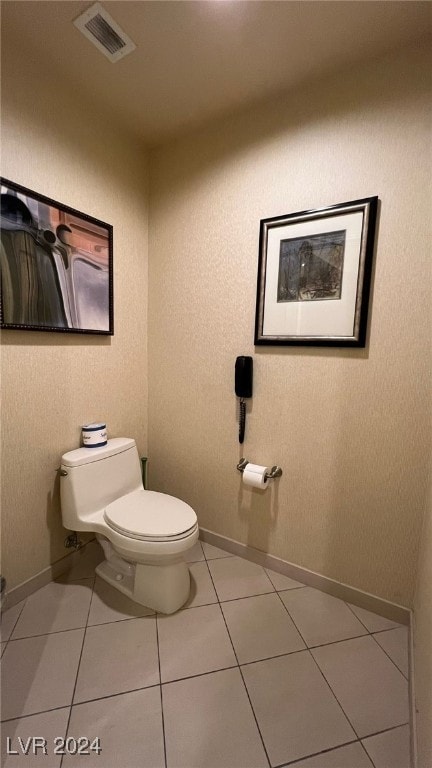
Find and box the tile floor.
[1,540,411,768]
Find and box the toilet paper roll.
[242,463,270,489]
[82,422,107,448]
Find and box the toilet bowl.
[60,438,198,614]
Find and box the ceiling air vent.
[74,3,136,63]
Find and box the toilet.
[60,437,198,614]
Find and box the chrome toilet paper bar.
[237,458,282,480]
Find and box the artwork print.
[0,178,113,334]
[254,197,378,347]
[277,230,346,303]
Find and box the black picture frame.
[254,197,378,347]
[0,178,113,335]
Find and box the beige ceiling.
[2,1,431,147]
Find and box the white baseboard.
[5,528,411,626]
[199,527,411,626]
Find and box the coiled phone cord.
[239,398,246,444]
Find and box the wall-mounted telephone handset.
[235,356,253,444]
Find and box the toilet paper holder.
[237,458,283,480]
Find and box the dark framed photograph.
[255,197,378,347]
[0,178,113,334]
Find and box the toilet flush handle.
[56,467,68,477]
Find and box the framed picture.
[254,197,378,347]
[0,178,113,334]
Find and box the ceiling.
[2,1,431,147]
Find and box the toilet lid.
[104,490,198,542]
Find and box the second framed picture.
[0,178,113,335]
[254,197,378,347]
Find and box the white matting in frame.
[254,197,378,347]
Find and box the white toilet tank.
[60,438,143,531]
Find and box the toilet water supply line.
[64,532,83,550]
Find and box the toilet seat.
[104,489,198,542]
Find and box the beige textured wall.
[149,43,431,608]
[414,491,432,767]
[0,42,148,590]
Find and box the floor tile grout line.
[1,703,74,725]
[201,557,220,602]
[273,590,403,653]
[361,721,411,739]
[359,738,378,768]
[344,601,375,632]
[1,667,410,744]
[369,632,408,680]
[276,590,376,642]
[6,611,155,642]
[369,625,406,635]
[267,583,307,593]
[59,575,96,768]
[205,556,277,603]
[207,558,273,768]
[1,690,409,742]
[154,633,408,683]
[3,585,320,643]
[274,735,362,767]
[236,664,272,768]
[199,540,234,562]
[239,648,307,669]
[7,584,394,640]
[358,721,412,768]
[1,598,28,650]
[0,683,165,725]
[263,571,305,592]
[87,612,155,627]
[274,590,309,646]
[6,625,93,643]
[343,601,403,635]
[190,588,269,606]
[6,575,96,643]
[306,631,371,650]
[3,588,308,643]
[203,558,273,768]
[276,603,408,681]
[49,684,163,715]
[274,590,361,741]
[308,648,362,740]
[155,613,168,768]
[96,632,402,687]
[215,587,280,603]
[161,663,240,688]
[1,705,73,764]
[190,554,234,564]
[159,568,408,677]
